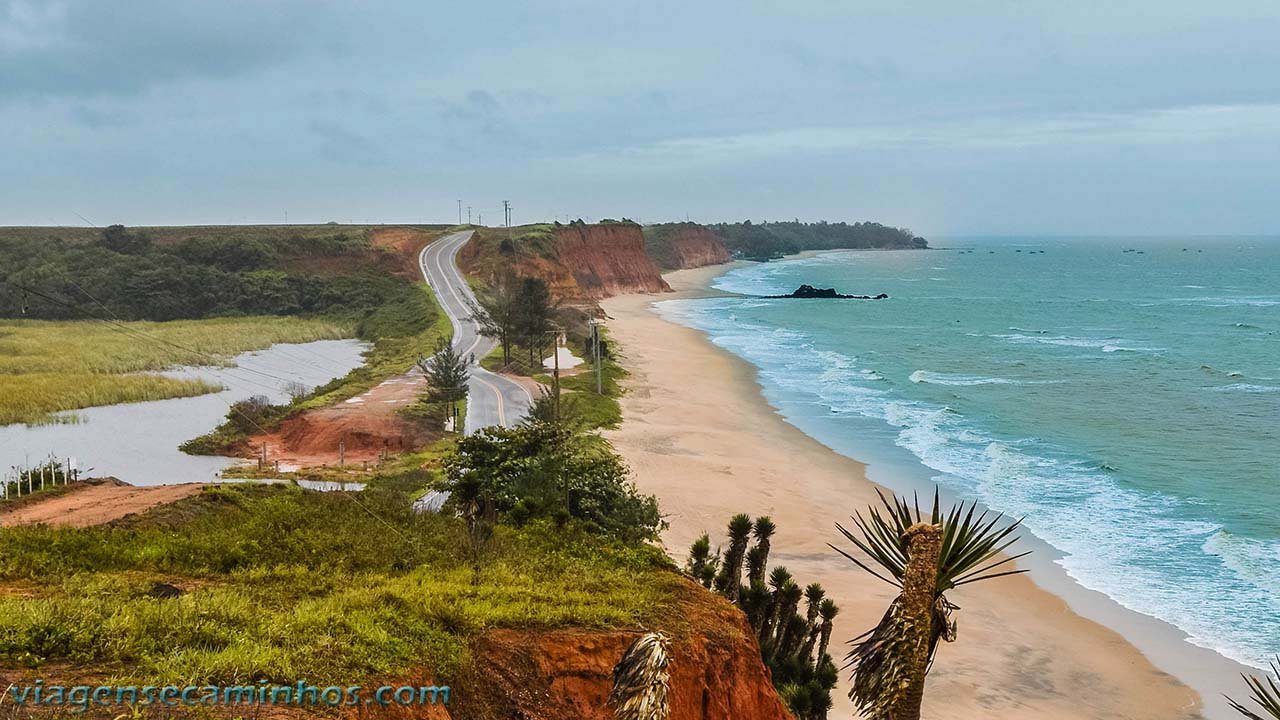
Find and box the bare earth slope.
[0,479,204,528]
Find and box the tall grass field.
[0,317,353,426]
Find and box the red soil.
[0,479,205,528]
[251,370,434,470]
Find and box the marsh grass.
[0,483,676,685]
[0,317,352,426]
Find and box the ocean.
[657,236,1279,671]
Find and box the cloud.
[0,0,345,101]
[585,104,1280,168]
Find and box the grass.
[298,284,449,410]
[0,317,353,426]
[0,483,678,685]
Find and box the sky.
[3,0,1279,236]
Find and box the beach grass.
[0,317,353,426]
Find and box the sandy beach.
[602,265,1205,720]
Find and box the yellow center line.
[473,373,506,427]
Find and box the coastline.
[602,262,1222,719]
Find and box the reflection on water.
[0,340,367,487]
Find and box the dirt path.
[0,480,204,528]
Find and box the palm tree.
[816,598,839,661]
[685,533,718,589]
[714,513,754,601]
[1229,659,1280,719]
[610,632,671,720]
[761,565,793,644]
[751,516,777,583]
[745,544,769,587]
[830,488,1028,720]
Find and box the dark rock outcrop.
[767,284,889,300]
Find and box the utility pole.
[467,206,472,224]
[545,327,562,421]
[457,200,462,224]
[590,319,603,394]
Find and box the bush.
[442,421,662,542]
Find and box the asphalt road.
[418,230,533,433]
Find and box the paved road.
[418,230,533,433]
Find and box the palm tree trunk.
[891,522,943,720]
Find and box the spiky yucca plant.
[831,489,1028,720]
[610,632,671,720]
[1230,659,1280,719]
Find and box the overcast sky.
[3,1,1279,235]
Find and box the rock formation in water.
[768,284,889,299]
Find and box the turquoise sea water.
[658,237,1279,670]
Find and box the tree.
[441,420,662,541]
[830,489,1028,720]
[466,270,520,367]
[513,276,555,367]
[692,517,839,719]
[713,513,754,602]
[99,224,151,254]
[417,337,470,427]
[1230,659,1280,719]
[685,533,719,589]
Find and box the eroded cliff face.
[653,225,733,269]
[460,224,670,302]
[551,224,671,299]
[456,581,792,720]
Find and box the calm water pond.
[0,339,367,486]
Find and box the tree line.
[0,225,410,324]
[709,220,927,260]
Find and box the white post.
[40,466,45,490]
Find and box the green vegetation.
[640,221,703,271]
[832,490,1026,720]
[0,223,454,426]
[462,224,558,279]
[691,515,839,720]
[415,336,470,427]
[0,224,436,322]
[442,419,661,543]
[0,482,678,685]
[710,220,927,261]
[1231,659,1280,719]
[0,317,351,425]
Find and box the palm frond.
[835,488,1029,718]
[833,488,1028,591]
[610,632,671,720]
[1228,659,1280,720]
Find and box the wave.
[880,399,1278,671]
[908,370,1059,386]
[994,333,1159,353]
[1210,383,1280,394]
[673,260,1280,672]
